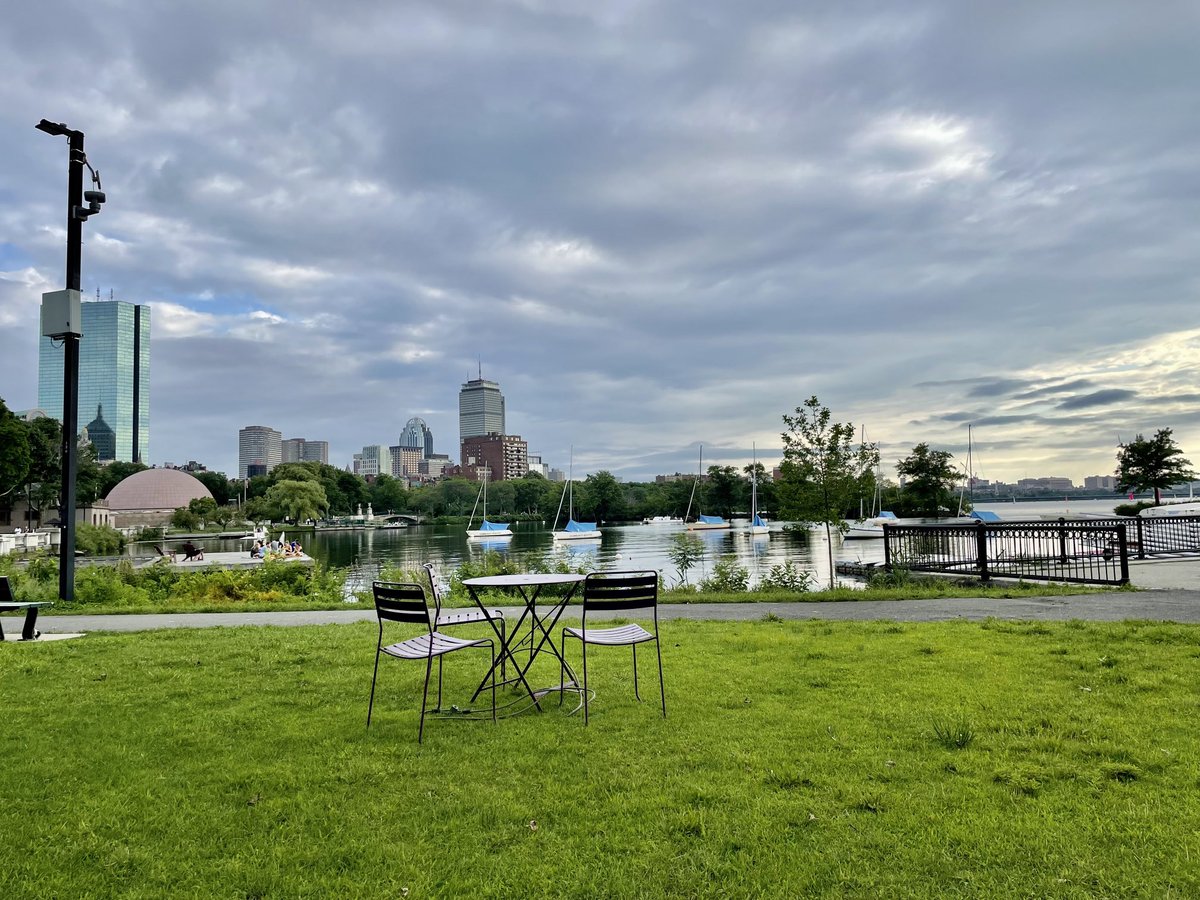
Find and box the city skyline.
[3,4,1199,484]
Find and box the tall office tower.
[301,441,329,465]
[399,416,434,458]
[281,438,305,464]
[239,425,282,479]
[458,375,505,463]
[354,445,391,478]
[38,298,151,462]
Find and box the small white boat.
[466,472,513,539]
[642,516,683,525]
[844,511,899,539]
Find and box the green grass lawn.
[2,617,1197,897]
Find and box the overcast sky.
[3,1,1199,486]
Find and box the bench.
[0,576,52,641]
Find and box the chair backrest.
[422,563,445,618]
[372,581,432,626]
[582,571,658,613]
[0,575,14,604]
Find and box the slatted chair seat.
[383,631,491,660]
[564,622,656,646]
[562,571,666,725]
[368,580,496,743]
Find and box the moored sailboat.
[685,444,731,531]
[466,470,513,539]
[552,448,600,541]
[748,442,769,535]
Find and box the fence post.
[1136,516,1146,560]
[1058,517,1068,563]
[975,521,990,582]
[1118,523,1130,585]
[883,524,891,571]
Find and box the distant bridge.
[376,513,425,525]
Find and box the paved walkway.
[4,557,1198,638]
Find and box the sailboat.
[466,469,513,539]
[552,447,600,541]
[845,433,896,538]
[685,444,731,531]
[748,442,769,535]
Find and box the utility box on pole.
[41,289,83,338]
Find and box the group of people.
[250,538,304,560]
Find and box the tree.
[1116,429,1195,505]
[96,460,148,499]
[0,398,31,502]
[580,471,624,523]
[705,465,740,517]
[264,479,329,524]
[194,470,235,506]
[896,443,961,517]
[778,397,879,589]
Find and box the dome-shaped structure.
[107,469,214,512]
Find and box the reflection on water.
[272,520,889,590]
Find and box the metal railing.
[1064,515,1200,559]
[883,521,1130,585]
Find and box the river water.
[182,498,1135,590]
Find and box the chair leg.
[419,655,434,744]
[490,643,497,724]
[558,639,566,707]
[436,656,444,711]
[367,647,382,729]
[632,644,641,702]
[655,637,666,718]
[581,639,590,726]
[500,619,507,682]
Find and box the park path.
[5,588,1200,637]
[4,558,1198,638]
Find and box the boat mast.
[751,442,758,521]
[684,444,701,521]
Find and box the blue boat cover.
[969,510,1001,522]
[479,519,509,532]
[698,514,725,525]
[878,511,899,520]
[565,519,598,532]
[752,515,767,527]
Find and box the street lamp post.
[36,119,105,603]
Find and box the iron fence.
[1061,515,1200,559]
[883,521,1129,586]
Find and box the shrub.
[759,561,814,593]
[75,523,126,556]
[666,534,705,586]
[700,555,750,593]
[1114,501,1155,517]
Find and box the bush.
[75,523,126,556]
[699,555,750,593]
[759,561,814,593]
[1113,501,1155,517]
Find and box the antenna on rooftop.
[478,359,482,380]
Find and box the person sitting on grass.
[250,540,264,559]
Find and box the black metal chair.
[368,581,496,743]
[562,571,666,725]
[423,563,507,701]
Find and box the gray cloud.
[3,1,1200,483]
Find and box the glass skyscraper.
[38,300,150,463]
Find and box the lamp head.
[36,119,70,136]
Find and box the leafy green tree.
[187,496,219,526]
[896,443,961,517]
[369,474,408,513]
[513,472,548,515]
[171,507,200,531]
[705,465,741,518]
[0,398,31,503]
[265,479,329,524]
[194,470,235,506]
[778,396,879,589]
[580,471,624,523]
[666,533,705,586]
[1116,429,1195,505]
